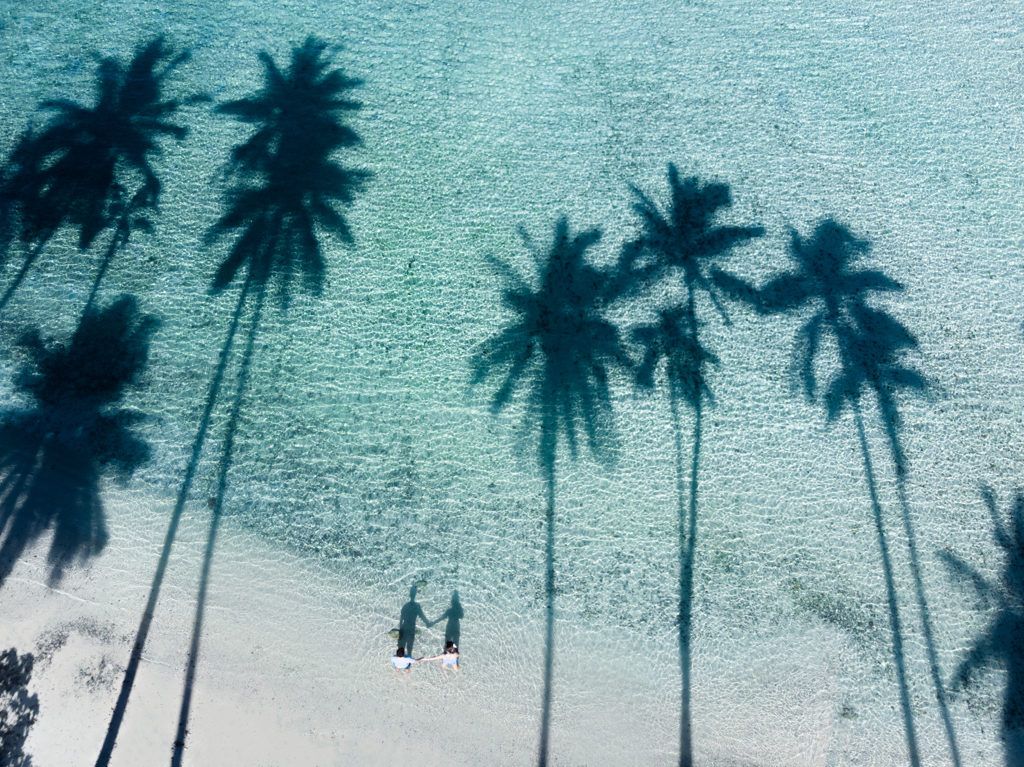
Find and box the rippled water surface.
[1,1,1023,765]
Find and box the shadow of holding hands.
[392,586,463,660]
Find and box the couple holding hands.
[392,585,463,672]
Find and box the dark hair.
[396,647,405,657]
[445,641,458,654]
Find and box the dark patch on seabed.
[0,646,39,767]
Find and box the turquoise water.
[1,1,1023,764]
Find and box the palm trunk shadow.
[538,458,555,767]
[0,240,46,314]
[0,458,42,585]
[82,233,123,318]
[170,278,265,766]
[94,272,254,767]
[671,394,699,767]
[0,463,34,538]
[853,403,922,767]
[0,435,40,542]
[876,397,963,767]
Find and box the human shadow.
[726,218,958,767]
[0,646,39,767]
[436,590,463,648]
[942,487,1024,767]
[471,215,630,766]
[0,295,157,588]
[397,584,431,656]
[0,37,200,315]
[94,36,369,767]
[611,164,762,767]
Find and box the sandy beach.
[1,490,540,766]
[2,490,679,767]
[0,487,999,766]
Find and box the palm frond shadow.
[0,37,201,314]
[942,487,1024,767]
[610,163,761,767]
[730,218,960,767]
[0,295,158,587]
[94,35,368,767]
[471,215,630,767]
[608,163,764,310]
[205,36,370,306]
[0,646,39,767]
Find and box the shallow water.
[1,0,1023,764]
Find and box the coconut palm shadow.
[471,216,630,767]
[0,37,201,315]
[941,487,1024,767]
[630,307,714,767]
[93,36,368,767]
[611,164,762,767]
[0,646,39,766]
[0,296,157,588]
[204,37,369,306]
[724,218,959,767]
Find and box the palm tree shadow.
[0,37,201,314]
[0,646,40,766]
[174,36,368,767]
[96,36,370,767]
[728,218,959,767]
[471,216,630,767]
[611,164,762,767]
[0,295,158,587]
[630,306,716,767]
[941,487,1024,767]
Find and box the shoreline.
[0,486,985,766]
[0,489,669,766]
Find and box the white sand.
[1,491,535,766]
[0,488,866,767]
